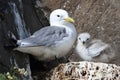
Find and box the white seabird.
[14,9,77,61]
[76,32,115,62]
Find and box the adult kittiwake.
[76,32,115,62]
[14,9,77,61]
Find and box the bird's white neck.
[50,22,63,27]
[50,21,67,26]
[76,42,92,61]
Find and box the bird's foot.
[55,56,70,64]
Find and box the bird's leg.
[63,56,70,63]
[55,56,69,64]
[55,56,61,64]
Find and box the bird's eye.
[87,38,89,40]
[79,38,81,40]
[57,15,60,17]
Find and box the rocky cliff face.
[0,0,120,80]
[32,0,120,79]
[41,0,120,64]
[0,0,49,79]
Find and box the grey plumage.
[76,32,115,63]
[17,26,68,47]
[14,9,77,61]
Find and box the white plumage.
[76,32,115,62]
[14,9,77,61]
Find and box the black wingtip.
[7,31,17,43]
[4,31,18,49]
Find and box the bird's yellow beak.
[65,17,75,23]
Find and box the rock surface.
[0,0,49,79]
[51,61,120,80]
[42,0,120,65]
[0,0,120,80]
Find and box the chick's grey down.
[76,32,115,62]
[14,9,77,61]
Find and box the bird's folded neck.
[76,43,92,60]
[77,42,84,46]
[50,21,71,26]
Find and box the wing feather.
[17,26,68,47]
[87,40,109,57]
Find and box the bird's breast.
[54,32,75,58]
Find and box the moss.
[0,67,27,80]
[0,73,18,80]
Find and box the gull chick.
[14,9,77,61]
[76,32,115,62]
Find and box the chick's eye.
[57,15,60,17]
[87,38,89,40]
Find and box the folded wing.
[17,26,68,47]
[87,40,109,57]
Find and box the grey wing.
[87,40,109,57]
[33,26,66,37]
[17,26,68,47]
[86,39,102,48]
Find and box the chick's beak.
[65,17,75,23]
[83,41,85,45]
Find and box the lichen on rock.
[51,61,120,80]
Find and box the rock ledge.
[51,61,120,80]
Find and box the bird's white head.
[50,9,74,26]
[77,32,91,45]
